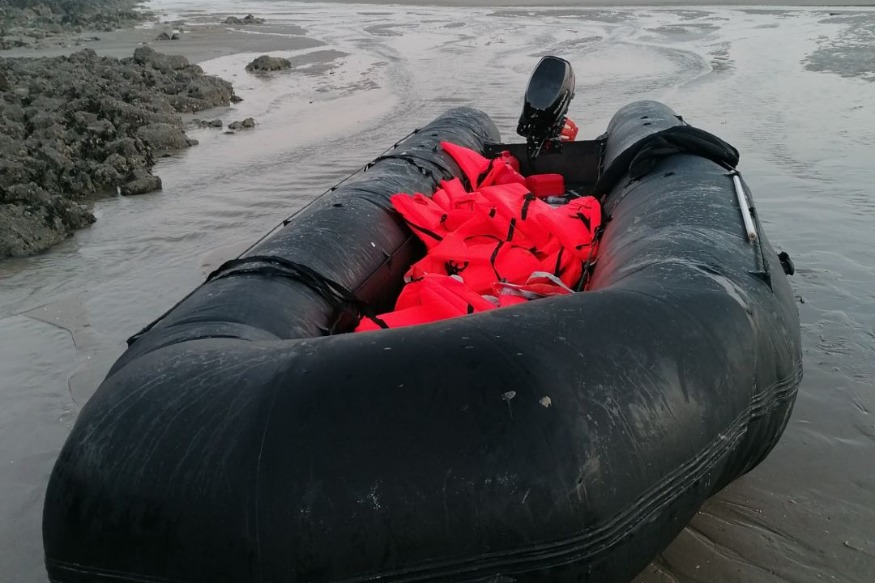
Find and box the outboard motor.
[517,56,576,159]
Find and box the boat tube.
[43,92,802,582]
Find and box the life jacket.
[441,141,526,190]
[356,142,602,332]
[355,274,497,332]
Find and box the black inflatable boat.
[43,57,802,583]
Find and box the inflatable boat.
[43,57,802,583]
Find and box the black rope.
[126,254,389,346]
[575,217,609,292]
[206,255,389,332]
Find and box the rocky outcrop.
[0,182,94,257]
[0,0,150,48]
[0,48,239,259]
[245,55,291,72]
[118,168,162,196]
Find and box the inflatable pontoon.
[43,57,802,583]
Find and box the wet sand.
[2,1,875,582]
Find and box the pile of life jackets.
[355,141,602,332]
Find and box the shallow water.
[2,3,874,582]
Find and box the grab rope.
[125,132,426,346]
[205,255,388,332]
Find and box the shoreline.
[4,2,875,63]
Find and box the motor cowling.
[517,56,576,158]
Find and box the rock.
[184,77,234,107]
[103,153,133,175]
[1,70,11,92]
[0,203,71,258]
[154,30,179,41]
[136,123,193,151]
[227,118,255,131]
[230,95,244,103]
[67,48,98,63]
[245,55,291,73]
[0,183,95,258]
[119,168,162,196]
[224,14,265,25]
[132,46,190,72]
[0,0,149,49]
[193,119,223,129]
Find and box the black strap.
[628,126,739,180]
[126,256,388,345]
[595,125,740,195]
[575,219,609,292]
[205,255,389,332]
[506,217,517,242]
[520,193,536,220]
[475,159,495,188]
[405,220,444,243]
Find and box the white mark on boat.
[502,391,516,418]
[358,483,382,510]
[540,396,552,408]
[522,488,531,504]
[368,484,381,510]
[704,270,750,312]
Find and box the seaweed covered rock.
[118,168,161,196]
[0,182,94,257]
[227,118,255,131]
[224,14,265,25]
[245,55,291,72]
[0,0,149,47]
[0,48,239,258]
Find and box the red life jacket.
[441,141,526,190]
[356,142,602,332]
[355,274,497,332]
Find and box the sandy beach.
[3,1,875,582]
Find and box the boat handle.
[729,170,758,243]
